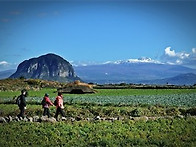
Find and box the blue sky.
[0,0,196,71]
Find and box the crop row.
[63,93,196,107]
[1,88,196,98]
[1,93,196,107]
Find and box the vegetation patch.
[0,79,66,91]
[0,118,196,146]
[0,87,196,146]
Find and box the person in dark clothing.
[42,93,54,117]
[17,89,28,118]
[54,92,66,121]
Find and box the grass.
[0,118,196,146]
[0,103,195,118]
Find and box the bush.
[166,108,181,116]
[130,109,141,117]
[186,107,196,116]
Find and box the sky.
[0,0,196,71]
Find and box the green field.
[1,118,196,146]
[1,88,196,107]
[0,88,196,146]
[1,88,196,98]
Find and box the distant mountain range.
[74,59,196,85]
[1,56,196,85]
[0,69,15,79]
[9,53,80,83]
[140,73,196,85]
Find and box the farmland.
[0,88,196,146]
[1,88,196,107]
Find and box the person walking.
[54,92,66,121]
[17,89,28,119]
[42,93,54,118]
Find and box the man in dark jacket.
[17,89,27,118]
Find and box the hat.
[45,93,49,97]
[21,89,27,93]
[58,92,62,96]
[21,89,28,97]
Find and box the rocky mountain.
[10,53,80,83]
[74,61,196,84]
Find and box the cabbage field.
[1,88,196,107]
[0,88,196,146]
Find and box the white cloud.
[72,61,101,67]
[178,52,190,59]
[0,61,9,65]
[164,47,190,59]
[161,47,196,68]
[0,61,18,71]
[192,48,196,53]
[165,47,176,57]
[0,61,10,71]
[176,59,182,64]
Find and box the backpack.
[41,98,46,106]
[16,96,21,106]
[54,99,57,106]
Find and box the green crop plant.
[0,118,196,146]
